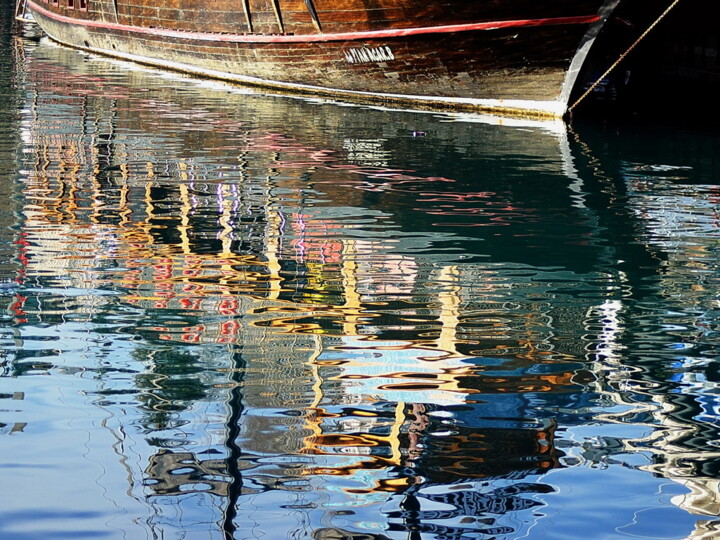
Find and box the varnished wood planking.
[38,0,608,34]
[28,0,615,116]
[36,6,586,101]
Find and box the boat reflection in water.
[2,35,720,540]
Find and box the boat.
[17,0,720,118]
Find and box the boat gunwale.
[26,1,600,44]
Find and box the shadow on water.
[1,19,720,540]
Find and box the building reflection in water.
[3,35,720,539]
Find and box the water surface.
[2,11,720,540]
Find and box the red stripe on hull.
[27,1,600,44]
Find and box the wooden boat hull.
[26,0,620,117]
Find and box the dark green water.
[2,7,720,540]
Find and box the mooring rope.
[568,0,684,113]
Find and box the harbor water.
[2,6,720,540]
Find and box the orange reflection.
[19,52,576,504]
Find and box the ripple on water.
[0,33,719,540]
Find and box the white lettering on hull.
[344,46,394,64]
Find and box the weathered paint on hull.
[26,0,616,118]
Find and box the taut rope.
[568,0,684,113]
